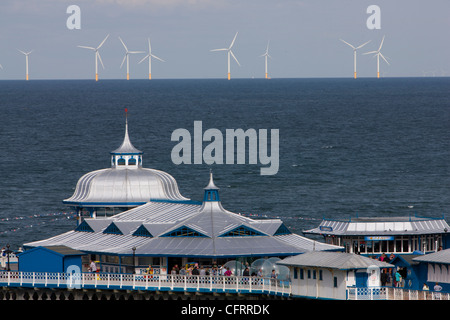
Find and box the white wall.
[289,266,348,300]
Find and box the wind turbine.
[260,40,272,79]
[138,38,165,80]
[211,32,240,80]
[119,37,144,80]
[340,39,370,79]
[364,35,389,78]
[78,34,109,81]
[18,49,33,81]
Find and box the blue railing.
[0,271,291,297]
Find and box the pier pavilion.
[25,172,342,274]
[304,216,450,256]
[63,111,191,222]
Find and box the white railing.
[0,271,291,297]
[347,286,450,301]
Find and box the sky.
[0,0,449,80]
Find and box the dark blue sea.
[0,78,449,249]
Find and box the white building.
[278,251,393,300]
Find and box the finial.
[205,169,219,190]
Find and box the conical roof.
[111,115,142,155]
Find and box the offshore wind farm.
[0,1,448,80]
[0,33,399,81]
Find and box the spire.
[203,170,220,202]
[110,108,143,168]
[111,108,143,155]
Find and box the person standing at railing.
[433,282,443,300]
[89,260,97,273]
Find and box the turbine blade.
[379,53,390,65]
[139,55,149,64]
[120,55,127,68]
[151,54,165,62]
[17,49,27,55]
[363,50,377,55]
[0,64,3,70]
[97,34,109,49]
[230,50,240,66]
[378,35,385,51]
[356,40,371,49]
[340,39,355,49]
[119,37,128,52]
[229,31,238,49]
[148,38,152,53]
[97,52,105,69]
[129,51,144,54]
[78,46,96,50]
[211,48,227,52]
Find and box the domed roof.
[63,111,189,208]
[63,167,189,207]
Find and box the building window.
[274,224,292,236]
[132,225,153,238]
[117,157,126,166]
[293,268,298,279]
[128,157,136,165]
[161,226,208,238]
[319,270,323,281]
[334,277,338,288]
[307,270,311,279]
[219,225,265,237]
[300,268,304,280]
[103,223,123,235]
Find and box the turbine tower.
[364,35,389,78]
[211,32,240,80]
[138,38,165,80]
[77,34,109,81]
[340,39,370,79]
[260,40,272,79]
[18,49,33,81]
[119,37,144,80]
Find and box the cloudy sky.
[0,0,449,79]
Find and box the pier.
[0,271,290,300]
[0,270,448,301]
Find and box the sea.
[0,77,449,249]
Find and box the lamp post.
[5,244,12,271]
[132,247,136,274]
